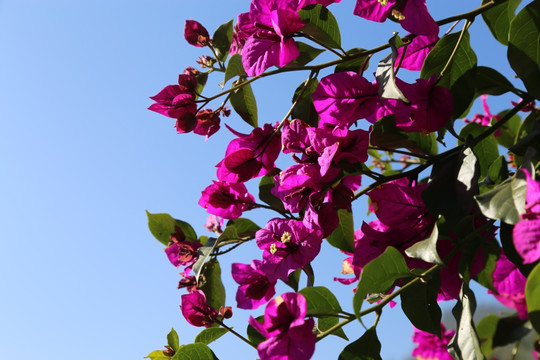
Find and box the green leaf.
[335,48,369,73]
[192,237,218,282]
[370,116,438,156]
[421,30,477,120]
[375,34,408,103]
[508,0,540,99]
[247,315,266,346]
[218,218,260,242]
[326,209,355,253]
[298,4,341,49]
[459,123,499,179]
[167,328,180,352]
[230,82,258,128]
[145,350,170,360]
[284,268,301,292]
[212,19,234,62]
[199,259,226,311]
[405,223,442,265]
[473,66,515,96]
[473,238,500,292]
[291,78,320,127]
[447,282,485,360]
[299,286,348,340]
[172,343,217,360]
[482,0,522,45]
[474,169,527,224]
[492,315,532,347]
[194,327,228,345]
[487,155,509,186]
[146,211,176,245]
[338,327,382,360]
[400,273,442,336]
[194,72,209,101]
[526,262,540,333]
[224,54,246,84]
[287,41,325,67]
[476,314,499,357]
[353,247,410,316]
[175,219,198,242]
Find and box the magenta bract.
[489,252,528,319]
[513,169,540,264]
[180,290,218,327]
[231,260,277,309]
[184,20,210,47]
[198,180,255,219]
[164,240,202,268]
[249,292,316,360]
[395,34,438,71]
[412,324,455,360]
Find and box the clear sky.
[0,1,521,359]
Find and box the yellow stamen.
[270,243,277,254]
[281,231,292,243]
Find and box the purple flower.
[198,180,255,219]
[513,169,540,264]
[489,252,528,320]
[180,290,218,327]
[204,215,223,233]
[231,260,276,309]
[395,34,439,71]
[464,95,501,127]
[272,163,325,213]
[184,20,211,47]
[192,109,221,139]
[148,85,196,119]
[249,292,316,360]
[256,218,323,281]
[164,240,202,268]
[216,124,281,183]
[312,71,379,127]
[412,323,455,360]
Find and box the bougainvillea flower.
[513,169,540,264]
[312,71,379,127]
[164,240,202,268]
[464,95,500,127]
[281,119,311,156]
[177,275,198,293]
[216,123,281,183]
[395,34,439,71]
[488,252,528,319]
[256,218,323,281]
[148,85,196,119]
[180,290,218,327]
[192,109,221,139]
[231,260,277,309]
[198,180,255,219]
[354,0,438,36]
[272,163,324,213]
[204,215,223,233]
[249,292,316,360]
[411,323,455,360]
[184,20,210,47]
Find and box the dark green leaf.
[473,238,500,292]
[218,218,260,242]
[459,123,499,180]
[473,66,515,96]
[199,259,226,312]
[287,41,325,67]
[145,350,170,360]
[526,262,540,333]
[167,328,180,352]
[487,156,509,186]
[284,268,301,292]
[510,111,540,155]
[291,78,320,127]
[400,273,442,336]
[447,282,485,360]
[353,247,410,316]
[194,327,228,345]
[230,82,258,128]
[482,0,522,45]
[475,169,527,224]
[212,19,234,62]
[405,223,442,265]
[192,237,218,282]
[338,327,382,360]
[335,48,369,73]
[195,72,209,101]
[326,209,355,253]
[421,30,477,120]
[298,4,341,49]
[146,211,176,245]
[175,219,198,242]
[247,316,265,346]
[172,343,217,360]
[224,54,246,84]
[300,286,348,340]
[492,315,532,347]
[508,0,540,99]
[370,116,438,156]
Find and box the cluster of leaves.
[145,0,540,359]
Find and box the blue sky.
[0,1,521,359]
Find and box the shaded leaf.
[212,19,234,62]
[401,273,442,336]
[459,123,499,179]
[473,238,500,292]
[287,41,325,67]
[338,327,382,360]
[526,262,540,333]
[353,247,410,316]
[492,315,532,347]
[230,82,258,128]
[291,78,320,127]
[247,315,266,346]
[195,72,209,100]
[335,48,369,73]
[224,54,246,84]
[300,286,348,340]
[199,259,226,311]
[476,314,499,357]
[298,4,341,49]
[194,327,228,345]
[326,209,355,253]
[482,0,522,45]
[508,0,540,99]
[175,219,198,242]
[218,218,260,242]
[473,66,515,96]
